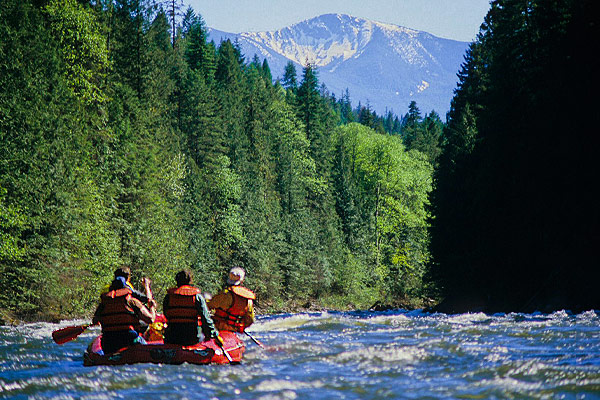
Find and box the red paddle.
[52,324,91,345]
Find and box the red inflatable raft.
[83,330,245,366]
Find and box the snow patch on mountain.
[208,13,469,116]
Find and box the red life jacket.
[164,285,202,325]
[98,288,140,332]
[213,286,255,332]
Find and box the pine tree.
[296,63,325,166]
[411,111,443,164]
[182,8,215,82]
[358,102,376,129]
[0,0,122,315]
[270,100,323,300]
[339,89,355,124]
[282,61,298,91]
[215,39,246,168]
[261,58,272,83]
[161,0,183,47]
[236,65,282,300]
[401,101,422,147]
[111,0,151,99]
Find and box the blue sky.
[185,0,491,42]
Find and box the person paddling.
[92,276,157,354]
[100,267,151,304]
[162,269,222,346]
[208,267,256,332]
[100,266,154,334]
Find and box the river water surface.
[1,309,599,399]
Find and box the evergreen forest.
[429,0,598,312]
[1,0,597,322]
[0,0,439,321]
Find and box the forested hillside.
[429,0,599,312]
[0,0,438,321]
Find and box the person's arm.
[242,300,255,328]
[197,294,219,339]
[129,287,149,304]
[142,277,152,304]
[123,279,150,304]
[132,298,156,324]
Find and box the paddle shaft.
[218,341,236,364]
[244,330,265,348]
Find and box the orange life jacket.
[213,286,255,332]
[98,288,140,332]
[164,285,202,325]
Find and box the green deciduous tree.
[44,0,109,105]
[334,123,433,301]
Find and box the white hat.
[227,267,245,286]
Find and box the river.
[1,309,599,399]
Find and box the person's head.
[109,276,127,291]
[175,269,193,287]
[227,267,245,286]
[114,267,131,281]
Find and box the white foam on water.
[446,312,490,324]
[2,319,91,342]
[253,311,416,337]
[577,310,599,320]
[254,378,325,392]
[78,394,116,400]
[251,313,316,332]
[358,313,410,327]
[479,375,545,393]
[256,389,297,400]
[482,345,510,362]
[0,373,113,396]
[332,342,426,370]
[549,310,572,319]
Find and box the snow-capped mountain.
[208,14,469,117]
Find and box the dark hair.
[109,276,127,291]
[175,269,192,286]
[114,267,131,279]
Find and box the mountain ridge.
[208,13,469,116]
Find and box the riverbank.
[1,294,433,326]
[13,286,594,326]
